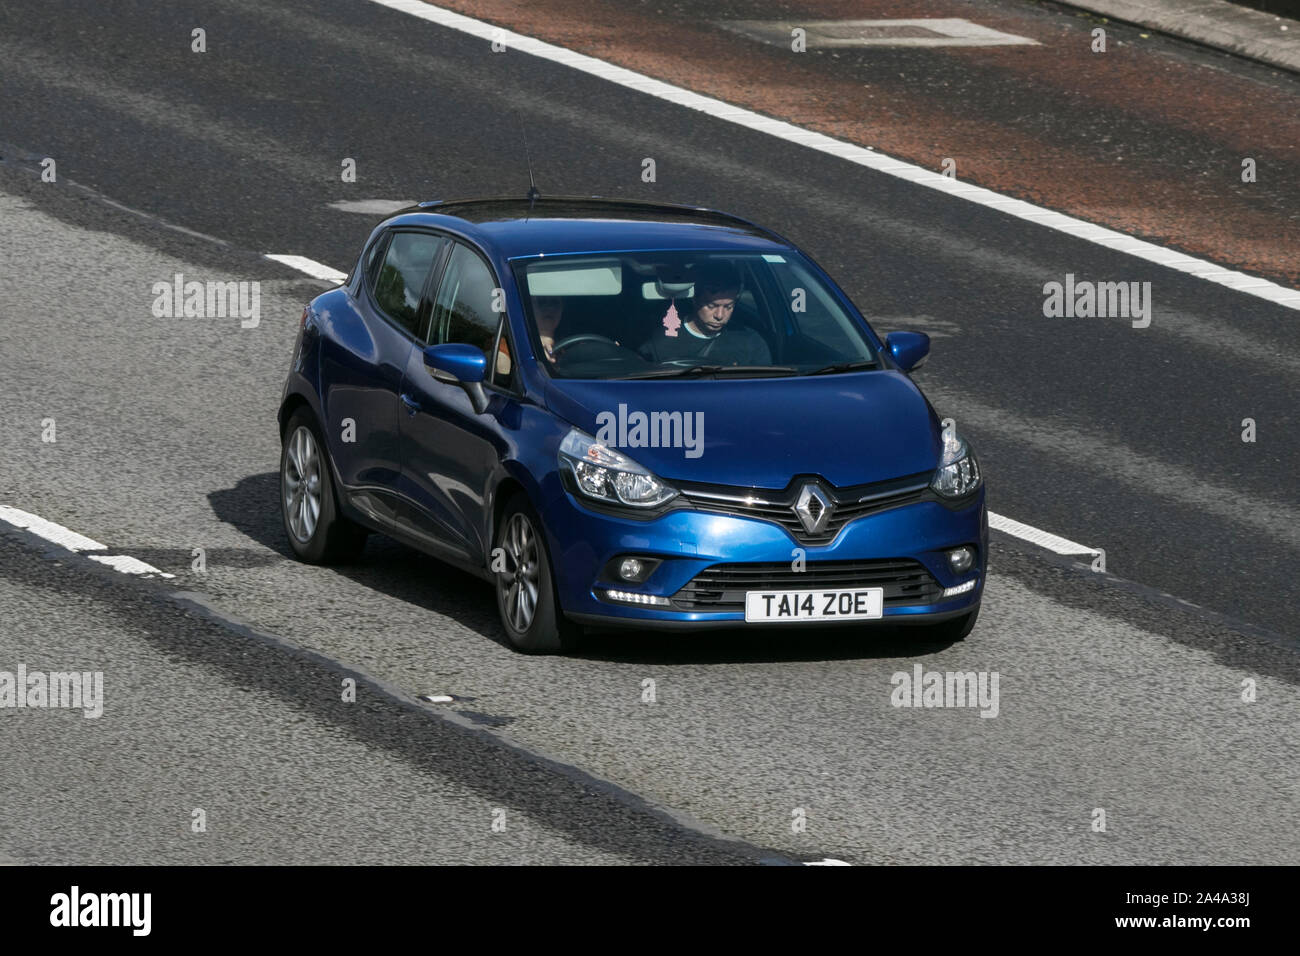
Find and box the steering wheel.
[550,334,623,356]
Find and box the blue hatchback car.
[278,197,986,652]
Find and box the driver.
[637,263,770,366]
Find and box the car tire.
[494,494,583,654]
[280,408,368,564]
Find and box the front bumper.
[539,488,987,629]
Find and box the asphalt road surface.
[1,0,1297,865]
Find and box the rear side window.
[429,242,500,353]
[372,232,443,335]
[363,233,387,284]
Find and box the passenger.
[533,295,564,361]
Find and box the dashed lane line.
[263,254,347,283]
[988,512,1097,556]
[0,505,174,579]
[0,498,1088,583]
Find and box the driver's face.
[694,294,736,333]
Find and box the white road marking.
[364,0,1300,310]
[328,199,416,215]
[0,505,107,552]
[87,554,175,578]
[805,858,852,865]
[2,493,1093,592]
[988,512,1097,556]
[0,506,174,578]
[264,254,348,283]
[720,19,1038,48]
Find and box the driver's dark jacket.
[636,310,770,366]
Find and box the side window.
[371,232,443,335]
[430,243,500,353]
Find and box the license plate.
[744,588,884,623]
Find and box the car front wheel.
[494,495,582,654]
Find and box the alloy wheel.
[283,424,322,543]
[498,512,541,633]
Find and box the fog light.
[948,547,974,574]
[602,555,660,584]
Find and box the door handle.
[400,392,421,414]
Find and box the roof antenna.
[515,111,541,217]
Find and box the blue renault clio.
[278,197,986,652]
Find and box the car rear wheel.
[494,495,582,654]
[280,409,367,563]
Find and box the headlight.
[559,429,678,508]
[931,422,982,498]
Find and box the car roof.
[379,196,795,259]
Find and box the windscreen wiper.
[616,364,798,380]
[801,359,879,376]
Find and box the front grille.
[677,473,930,545]
[671,558,942,611]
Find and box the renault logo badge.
[794,483,833,535]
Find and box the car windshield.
[511,250,879,379]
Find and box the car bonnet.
[543,371,940,489]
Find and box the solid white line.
[0,505,107,552]
[363,0,1300,310]
[988,511,1097,556]
[264,254,348,283]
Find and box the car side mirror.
[885,331,930,372]
[424,343,489,414]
